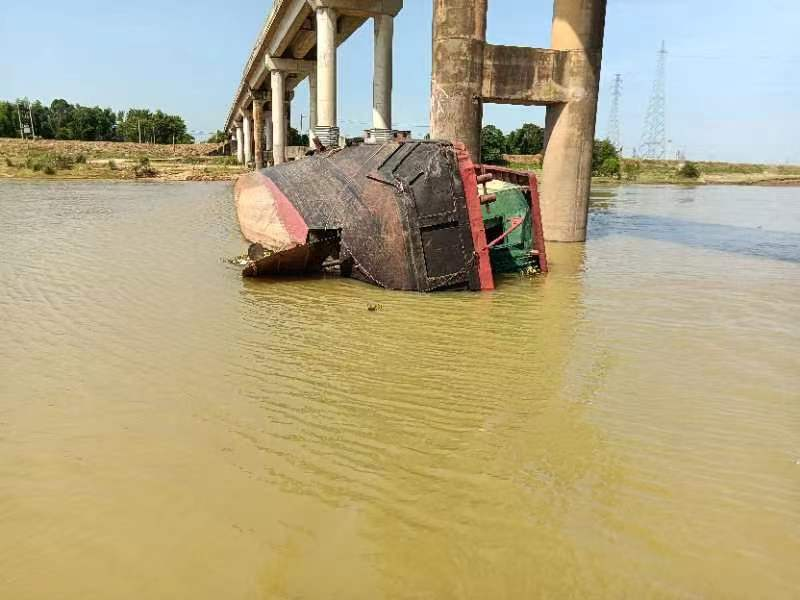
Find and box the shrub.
[623,160,642,180]
[75,153,87,164]
[108,160,118,170]
[4,157,13,168]
[678,162,701,179]
[598,157,621,178]
[53,154,74,170]
[133,156,157,178]
[43,165,56,175]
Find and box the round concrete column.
[430,0,487,162]
[242,111,253,167]
[271,71,287,165]
[315,7,339,146]
[252,98,265,170]
[235,124,244,164]
[308,71,318,148]
[372,14,393,135]
[264,111,273,151]
[541,0,608,242]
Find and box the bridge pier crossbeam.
[430,0,608,242]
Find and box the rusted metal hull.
[234,140,546,291]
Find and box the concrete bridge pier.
[542,0,607,242]
[241,108,253,167]
[314,6,339,147]
[430,0,607,242]
[264,110,273,163]
[271,70,287,165]
[235,122,244,165]
[430,0,487,164]
[308,72,318,149]
[251,91,268,169]
[368,14,395,143]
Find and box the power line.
[639,41,668,160]
[606,74,622,151]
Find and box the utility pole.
[16,103,24,139]
[606,74,622,152]
[639,41,668,160]
[28,104,36,139]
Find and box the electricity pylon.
[639,42,668,159]
[606,74,622,151]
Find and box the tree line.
[481,123,622,177]
[0,99,194,144]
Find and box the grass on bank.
[0,138,247,181]
[505,157,800,186]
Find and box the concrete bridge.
[224,0,402,169]
[225,0,607,242]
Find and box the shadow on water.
[589,188,800,264]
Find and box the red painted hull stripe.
[454,143,495,291]
[258,173,310,245]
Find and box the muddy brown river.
[1,180,798,599]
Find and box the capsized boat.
[234,140,547,292]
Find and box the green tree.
[592,139,621,177]
[207,130,228,144]
[0,101,19,138]
[2,97,193,143]
[287,127,309,147]
[117,109,193,144]
[49,99,75,139]
[481,125,507,164]
[30,100,54,138]
[506,123,544,155]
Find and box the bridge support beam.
[242,109,253,167]
[235,122,244,165]
[271,70,288,165]
[430,0,607,242]
[314,6,340,147]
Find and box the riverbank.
[3,138,799,186]
[0,138,247,181]
[506,156,800,186]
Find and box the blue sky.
[2,0,798,163]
